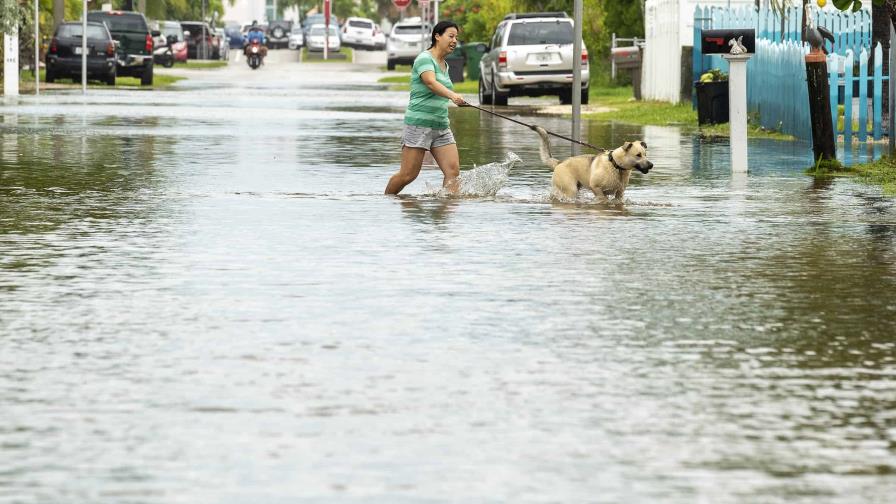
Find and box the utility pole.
[34,0,39,95]
[571,0,583,155]
[82,0,87,94]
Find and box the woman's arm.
[420,70,466,106]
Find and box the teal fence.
[693,5,886,143]
[829,44,886,143]
[746,40,811,140]
[694,5,872,79]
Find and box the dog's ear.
[639,140,647,149]
[624,141,633,152]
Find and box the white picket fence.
[642,0,756,103]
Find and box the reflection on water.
[1,67,896,503]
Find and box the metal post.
[34,0,39,95]
[434,0,439,25]
[571,0,583,155]
[324,0,329,60]
[201,0,206,60]
[82,0,87,94]
[890,22,895,154]
[611,32,616,80]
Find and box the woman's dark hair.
[429,21,460,49]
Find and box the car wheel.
[478,75,492,105]
[581,88,589,105]
[141,66,153,86]
[106,70,116,86]
[559,88,572,105]
[492,73,508,106]
[387,59,396,71]
[45,68,55,83]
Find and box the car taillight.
[582,49,588,66]
[50,37,58,54]
[106,42,115,56]
[498,51,507,68]
[145,33,153,52]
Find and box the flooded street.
[2,55,896,503]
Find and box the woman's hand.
[449,93,467,106]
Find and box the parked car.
[268,20,293,49]
[181,21,216,59]
[45,21,117,85]
[160,20,187,63]
[341,17,381,50]
[307,24,341,52]
[288,26,304,49]
[302,14,339,42]
[387,17,430,70]
[225,24,243,49]
[478,12,589,106]
[214,28,229,60]
[87,10,154,85]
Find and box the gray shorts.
[401,124,456,150]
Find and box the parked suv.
[478,12,589,106]
[268,20,293,49]
[87,10,155,85]
[386,17,430,70]
[341,17,381,50]
[181,21,216,59]
[45,21,117,85]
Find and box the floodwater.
[2,59,896,503]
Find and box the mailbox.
[701,29,755,55]
[610,46,641,69]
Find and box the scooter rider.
[243,21,268,58]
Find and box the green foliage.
[831,0,887,12]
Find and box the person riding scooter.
[243,21,268,59]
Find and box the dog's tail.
[533,126,560,169]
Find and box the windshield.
[507,21,573,45]
[394,25,425,35]
[349,20,372,29]
[57,24,108,39]
[291,27,303,34]
[87,13,148,33]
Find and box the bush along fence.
[694,5,886,142]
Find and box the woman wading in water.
[384,21,467,195]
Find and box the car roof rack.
[502,12,569,21]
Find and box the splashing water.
[425,151,521,197]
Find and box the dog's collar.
[608,151,627,171]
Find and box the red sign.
[393,0,411,9]
[324,0,330,27]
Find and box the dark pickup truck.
[87,10,155,85]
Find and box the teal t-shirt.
[404,51,454,129]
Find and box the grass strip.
[173,60,228,69]
[20,69,184,90]
[301,47,353,62]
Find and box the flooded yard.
[1,61,895,503]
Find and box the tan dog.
[534,126,653,202]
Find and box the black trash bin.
[446,45,465,83]
[695,80,729,125]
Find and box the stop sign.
[393,0,411,8]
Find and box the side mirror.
[151,30,161,38]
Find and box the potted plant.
[695,68,729,125]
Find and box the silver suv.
[387,17,430,70]
[478,12,589,106]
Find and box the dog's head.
[617,140,653,174]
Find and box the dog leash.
[464,102,605,152]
